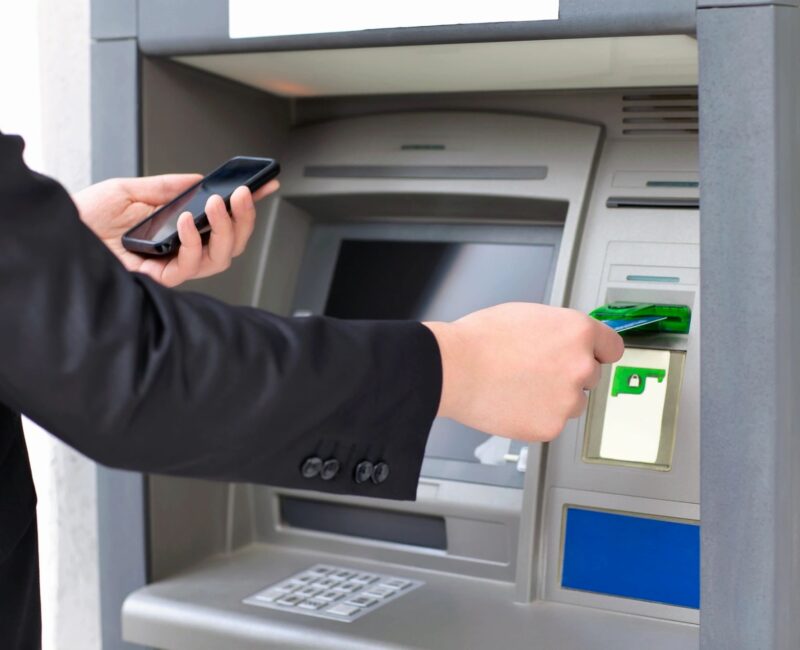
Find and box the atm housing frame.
[90,2,800,650]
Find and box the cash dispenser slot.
[280,497,448,550]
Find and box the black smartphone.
[122,156,280,256]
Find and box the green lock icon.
[611,366,666,397]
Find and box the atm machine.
[90,2,800,650]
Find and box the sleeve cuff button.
[371,462,390,485]
[320,458,340,480]
[354,460,374,484]
[301,456,323,479]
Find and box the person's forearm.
[0,133,441,499]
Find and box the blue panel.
[562,507,700,609]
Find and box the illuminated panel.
[229,1,559,39]
[583,347,685,470]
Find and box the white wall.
[0,2,101,649]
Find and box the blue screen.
[562,507,700,609]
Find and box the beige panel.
[176,35,698,97]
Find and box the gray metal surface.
[698,4,800,649]
[139,57,290,308]
[138,57,291,583]
[292,88,696,141]
[91,40,139,182]
[91,37,150,650]
[96,469,148,650]
[91,0,137,40]
[123,544,698,650]
[544,124,700,617]
[544,137,701,499]
[698,0,797,6]
[138,0,696,56]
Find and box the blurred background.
[0,2,100,649]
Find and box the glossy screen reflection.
[324,239,557,488]
[131,159,271,242]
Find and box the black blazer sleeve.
[0,133,442,500]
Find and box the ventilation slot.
[621,92,698,137]
[304,165,548,180]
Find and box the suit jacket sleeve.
[0,133,442,500]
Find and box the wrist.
[71,190,87,223]
[423,321,462,420]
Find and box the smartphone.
[122,156,280,256]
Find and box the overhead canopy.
[176,35,698,97]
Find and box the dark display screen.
[324,239,556,488]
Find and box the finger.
[593,320,625,364]
[567,391,590,418]
[252,179,279,202]
[204,194,235,271]
[161,212,203,287]
[229,186,257,257]
[122,173,203,205]
[582,359,602,391]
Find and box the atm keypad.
[294,586,324,599]
[316,590,345,603]
[306,566,330,577]
[298,598,327,610]
[314,577,340,589]
[243,564,424,622]
[253,589,283,603]
[294,573,317,584]
[363,585,395,599]
[326,603,361,617]
[345,595,378,608]
[351,573,380,585]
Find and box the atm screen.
[325,238,558,488]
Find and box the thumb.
[593,319,625,364]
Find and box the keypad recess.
[243,564,423,622]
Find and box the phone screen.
[128,158,273,243]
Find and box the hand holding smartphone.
[122,156,280,256]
